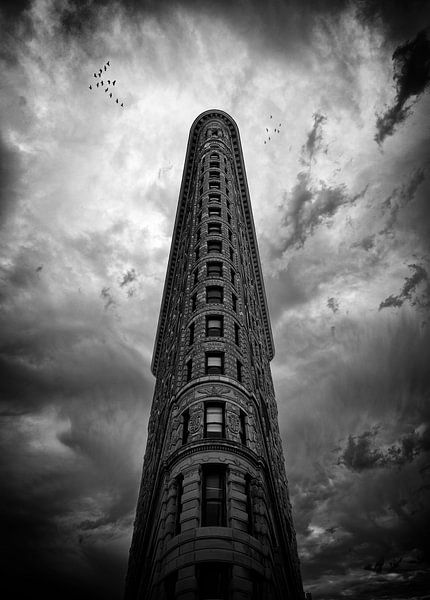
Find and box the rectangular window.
[234,323,240,345]
[192,293,197,311]
[209,181,220,190]
[209,205,221,217]
[186,359,192,382]
[209,171,219,179]
[208,192,221,203]
[193,269,198,286]
[206,286,223,304]
[205,352,224,374]
[210,153,219,160]
[205,403,224,438]
[232,294,237,312]
[189,323,195,345]
[237,359,242,382]
[207,262,222,278]
[210,161,220,169]
[197,563,229,599]
[175,474,184,534]
[229,247,234,262]
[207,240,222,253]
[201,468,226,527]
[240,411,247,445]
[228,229,232,242]
[227,213,231,224]
[195,247,200,261]
[182,410,189,445]
[198,198,202,210]
[208,222,221,235]
[206,315,223,337]
[196,227,201,241]
[230,268,235,286]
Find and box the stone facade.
[124,110,304,599]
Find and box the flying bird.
[36,265,43,272]
[96,82,99,87]
[116,98,118,103]
[89,85,92,90]
[112,80,116,86]
[93,73,97,78]
[107,60,110,66]
[270,115,272,118]
[104,65,107,71]
[105,88,108,92]
[264,141,266,144]
[121,102,123,107]
[108,80,111,84]
[109,93,112,98]
[266,128,268,132]
[101,80,103,85]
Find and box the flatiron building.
[125,110,304,599]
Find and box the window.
[209,171,219,179]
[189,323,195,345]
[192,293,197,311]
[232,294,237,312]
[225,186,229,196]
[210,153,219,160]
[182,410,190,444]
[230,268,235,286]
[228,229,232,242]
[227,213,231,224]
[237,359,242,382]
[209,205,221,217]
[196,227,201,241]
[206,315,223,337]
[206,286,223,304]
[205,403,224,438]
[240,411,247,445]
[195,247,200,261]
[229,247,234,262]
[186,359,192,382]
[226,199,231,211]
[208,222,221,235]
[193,269,198,286]
[201,468,226,526]
[205,351,224,374]
[197,563,229,600]
[209,193,221,203]
[207,240,222,253]
[198,198,202,210]
[207,262,222,278]
[210,161,220,169]
[234,323,240,345]
[175,474,184,534]
[165,571,178,600]
[209,181,220,190]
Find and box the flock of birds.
[88,60,124,108]
[264,115,282,144]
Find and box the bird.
[109,93,112,98]
[89,85,92,90]
[104,65,106,71]
[107,60,110,66]
[116,98,118,103]
[279,123,281,127]
[264,141,266,144]
[268,137,271,140]
[93,73,97,78]
[96,82,99,87]
[270,115,272,118]
[36,265,43,272]
[101,80,103,85]
[112,80,116,86]
[108,80,111,84]
[266,128,268,132]
[105,88,108,92]
[98,73,101,77]
[121,103,123,107]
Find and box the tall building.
[125,110,304,600]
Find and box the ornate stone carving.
[189,413,201,434]
[227,413,240,434]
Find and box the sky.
[1,0,430,598]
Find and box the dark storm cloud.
[380,167,425,235]
[0,132,21,224]
[379,264,429,310]
[375,30,430,145]
[301,112,327,166]
[119,268,137,287]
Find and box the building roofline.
[151,109,274,376]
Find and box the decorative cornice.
[151,109,274,376]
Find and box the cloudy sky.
[1,0,430,598]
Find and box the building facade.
[125,110,304,600]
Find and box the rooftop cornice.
[151,109,274,376]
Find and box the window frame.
[206,315,223,337]
[201,466,227,527]
[207,261,223,278]
[205,351,224,374]
[206,286,223,304]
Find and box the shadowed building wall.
[124,109,304,600]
